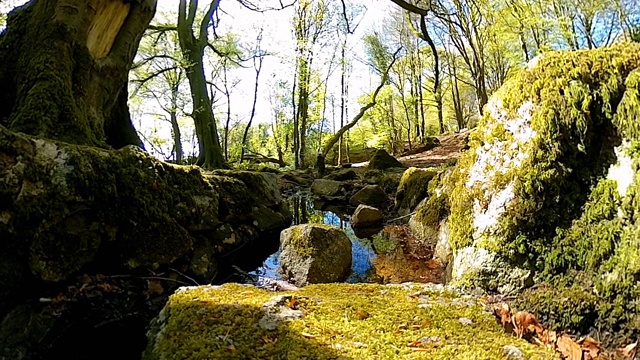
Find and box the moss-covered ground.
[144,283,558,360]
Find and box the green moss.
[395,167,437,214]
[446,43,640,261]
[144,283,557,360]
[515,283,599,335]
[281,224,341,258]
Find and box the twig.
[168,267,201,286]
[386,211,417,223]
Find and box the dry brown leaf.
[536,329,557,348]
[557,335,583,360]
[493,303,512,327]
[620,342,638,359]
[577,336,600,359]
[513,311,543,338]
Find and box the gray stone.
[351,205,384,228]
[324,169,357,181]
[434,219,452,265]
[450,246,532,294]
[310,179,345,198]
[367,149,404,170]
[278,224,352,286]
[503,345,527,360]
[349,185,387,207]
[258,295,304,330]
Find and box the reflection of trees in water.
[289,195,347,229]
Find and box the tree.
[131,21,189,162]
[0,0,154,149]
[320,48,402,159]
[240,32,265,163]
[291,0,329,169]
[177,0,226,169]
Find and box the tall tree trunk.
[0,0,154,148]
[177,0,225,169]
[292,62,299,168]
[296,56,311,169]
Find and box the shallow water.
[249,193,379,283]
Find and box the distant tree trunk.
[170,82,183,162]
[177,0,226,169]
[0,0,154,148]
[222,63,232,161]
[240,54,263,163]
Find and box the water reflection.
[250,192,379,283]
[250,192,444,285]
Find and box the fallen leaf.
[513,311,543,338]
[577,336,600,359]
[557,334,583,360]
[288,300,298,309]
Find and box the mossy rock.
[143,283,557,360]
[323,169,358,181]
[278,224,352,286]
[432,43,640,341]
[443,43,640,282]
[362,169,404,195]
[367,149,404,170]
[395,167,438,217]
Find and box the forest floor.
[349,130,469,169]
[397,131,469,168]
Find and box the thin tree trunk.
[240,55,263,163]
[170,82,183,162]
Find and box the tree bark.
[0,0,155,148]
[177,0,226,169]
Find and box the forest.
[120,0,640,169]
[1,0,640,359]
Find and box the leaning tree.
[0,0,156,148]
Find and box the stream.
[247,190,445,286]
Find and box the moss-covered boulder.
[349,184,388,207]
[279,224,352,286]
[421,43,640,341]
[395,167,438,216]
[408,169,451,249]
[0,126,292,358]
[142,283,557,360]
[367,149,404,170]
[362,169,404,194]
